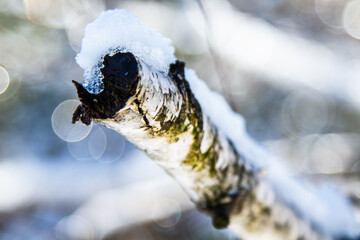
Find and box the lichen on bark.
[72,52,257,228]
[72,52,351,239]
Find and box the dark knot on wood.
[72,52,139,125]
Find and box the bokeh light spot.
[309,134,353,174]
[67,139,93,162]
[24,0,67,28]
[88,126,107,160]
[315,0,349,28]
[343,0,360,39]
[281,90,329,136]
[52,99,93,142]
[23,0,51,22]
[67,125,125,163]
[96,128,126,164]
[67,16,90,52]
[152,198,181,228]
[312,147,343,174]
[0,66,10,94]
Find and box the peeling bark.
[72,52,356,240]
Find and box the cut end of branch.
[72,52,139,125]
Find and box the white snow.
[186,69,360,238]
[76,9,176,94]
[76,9,360,238]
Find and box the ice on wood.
[76,9,176,94]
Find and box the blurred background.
[0,0,360,239]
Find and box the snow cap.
[76,9,176,94]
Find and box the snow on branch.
[72,9,360,240]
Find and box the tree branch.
[72,52,358,240]
[71,9,360,240]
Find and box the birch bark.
[72,51,357,240]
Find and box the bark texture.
[72,52,356,240]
